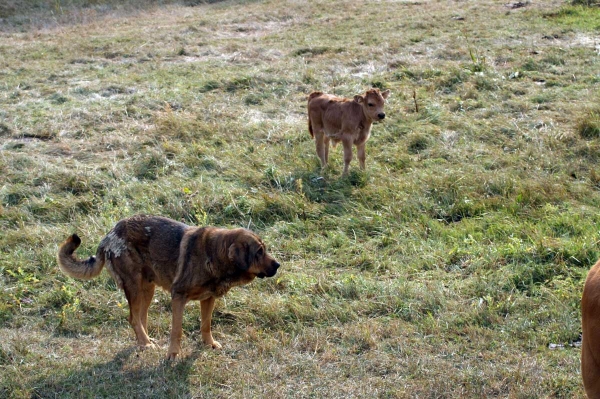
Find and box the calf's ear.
[354,95,364,103]
[381,90,390,99]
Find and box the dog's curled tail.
[57,234,105,280]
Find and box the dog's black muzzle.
[258,261,280,278]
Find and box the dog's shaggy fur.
[57,214,280,360]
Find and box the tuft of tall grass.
[577,109,600,139]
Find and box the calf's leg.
[324,136,331,166]
[342,139,353,175]
[314,131,328,169]
[357,143,366,170]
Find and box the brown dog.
[583,259,600,398]
[57,214,280,360]
[307,88,390,175]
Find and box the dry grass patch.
[2,0,600,397]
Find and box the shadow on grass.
[292,166,368,217]
[291,164,367,200]
[30,346,201,398]
[223,164,366,229]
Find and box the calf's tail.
[307,92,323,139]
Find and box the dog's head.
[228,230,280,278]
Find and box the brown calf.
[582,258,600,398]
[307,88,390,175]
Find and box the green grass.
[546,5,600,30]
[1,0,599,397]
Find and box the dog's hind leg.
[139,281,156,345]
[123,281,154,350]
[200,296,221,349]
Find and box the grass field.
[1,0,600,397]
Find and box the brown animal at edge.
[307,88,390,175]
[57,214,280,360]
[582,259,600,398]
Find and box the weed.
[0,123,13,136]
[407,133,431,154]
[577,109,600,139]
[292,47,330,57]
[461,30,487,73]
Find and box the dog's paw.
[166,342,181,360]
[139,341,158,351]
[202,333,222,349]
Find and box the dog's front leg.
[167,294,187,360]
[201,296,221,349]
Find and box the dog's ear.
[228,242,251,271]
[228,236,264,271]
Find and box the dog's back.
[58,215,190,290]
[582,259,600,398]
[101,215,191,290]
[100,215,188,262]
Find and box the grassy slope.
[1,0,600,397]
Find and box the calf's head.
[354,88,390,122]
